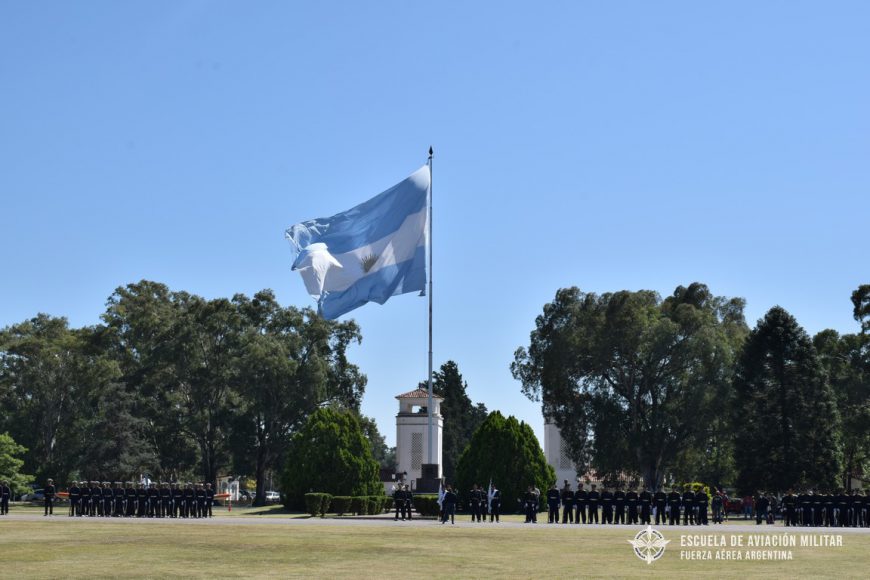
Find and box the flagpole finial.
[428,146,433,159]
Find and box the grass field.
[1,511,868,578]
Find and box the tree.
[233,290,367,505]
[814,328,870,490]
[512,283,747,489]
[280,407,382,508]
[0,315,117,483]
[734,307,841,493]
[420,361,487,481]
[852,285,870,334]
[455,411,554,512]
[0,432,33,494]
[357,414,395,472]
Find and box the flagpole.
[426,146,434,468]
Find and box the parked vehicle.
[264,491,280,503]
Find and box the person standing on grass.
[587,484,599,524]
[488,483,500,523]
[561,481,574,524]
[575,482,587,524]
[471,483,484,522]
[640,487,653,525]
[403,484,413,520]
[0,480,10,515]
[546,483,560,523]
[441,485,457,524]
[44,478,56,516]
[67,481,80,517]
[668,487,682,525]
[654,487,667,526]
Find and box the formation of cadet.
[392,484,414,521]
[780,489,869,528]
[66,481,215,518]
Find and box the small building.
[395,388,443,488]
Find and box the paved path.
[3,513,870,534]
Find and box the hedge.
[413,494,440,517]
[383,497,393,513]
[304,493,333,517]
[332,496,353,516]
[350,496,367,515]
[366,496,386,515]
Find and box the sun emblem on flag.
[360,253,379,273]
[627,525,669,564]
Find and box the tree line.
[513,282,870,494]
[0,280,383,504]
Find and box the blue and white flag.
[285,166,430,320]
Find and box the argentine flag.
[285,165,430,320]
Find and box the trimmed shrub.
[320,493,333,517]
[332,496,352,516]
[304,493,333,517]
[383,497,393,513]
[366,496,381,515]
[413,494,440,517]
[304,493,324,517]
[350,496,366,515]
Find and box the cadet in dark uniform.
[682,487,695,525]
[755,491,768,525]
[92,481,102,516]
[403,484,412,520]
[112,482,124,517]
[654,488,667,525]
[0,480,10,515]
[601,487,614,524]
[393,485,405,520]
[813,490,823,526]
[44,479,56,516]
[441,485,457,524]
[124,482,135,517]
[546,484,560,523]
[836,489,849,527]
[668,487,682,526]
[68,481,80,517]
[575,482,587,524]
[470,484,484,522]
[79,481,90,517]
[196,483,207,518]
[159,483,172,518]
[640,488,652,525]
[102,482,113,517]
[613,487,625,524]
[489,484,501,523]
[798,490,811,526]
[782,490,797,527]
[524,486,537,523]
[561,482,574,524]
[851,490,863,527]
[183,483,195,518]
[587,484,599,524]
[711,491,724,524]
[823,490,835,527]
[171,483,183,518]
[625,488,638,525]
[862,490,870,528]
[695,488,709,525]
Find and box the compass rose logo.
[627,525,670,564]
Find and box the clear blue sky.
[2,1,868,447]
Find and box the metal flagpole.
[426,146,434,467]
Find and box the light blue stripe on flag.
[285,165,430,320]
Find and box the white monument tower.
[544,418,577,485]
[395,388,443,489]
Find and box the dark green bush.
[350,496,366,515]
[383,497,394,513]
[365,496,381,515]
[332,496,352,516]
[320,493,333,517]
[413,494,440,517]
[304,493,325,517]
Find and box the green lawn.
[1,517,868,578]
